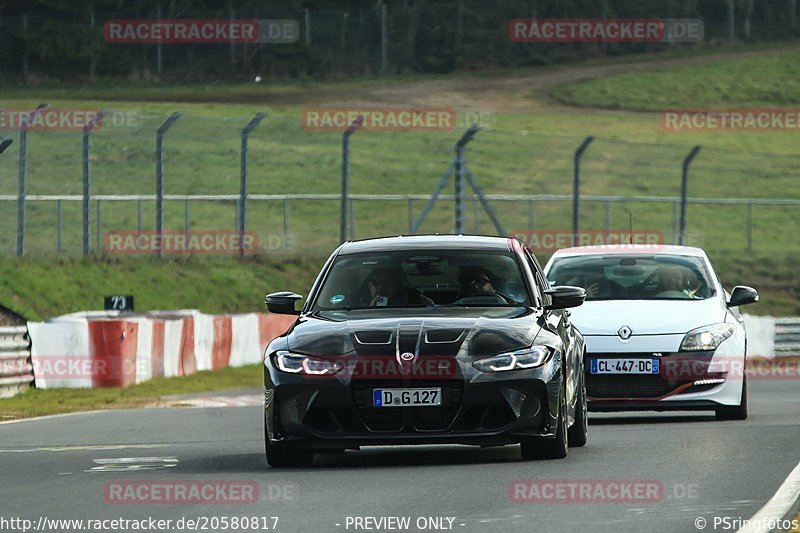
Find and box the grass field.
[553,48,800,110]
[0,43,798,320]
[0,256,322,321]
[0,363,262,420]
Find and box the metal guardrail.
[0,326,33,398]
[774,318,800,357]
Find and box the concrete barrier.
[0,326,33,398]
[27,310,294,389]
[742,314,776,358]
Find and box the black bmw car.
[263,235,587,467]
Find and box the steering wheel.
[453,290,512,305]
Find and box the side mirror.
[544,285,586,310]
[265,291,303,315]
[727,286,758,308]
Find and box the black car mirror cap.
[544,285,586,310]
[265,291,303,315]
[727,285,759,308]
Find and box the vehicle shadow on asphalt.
[589,413,716,425]
[173,445,536,473]
[311,445,523,469]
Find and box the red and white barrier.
[28,310,294,389]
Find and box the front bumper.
[264,357,562,449]
[584,350,745,411]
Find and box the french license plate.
[373,388,442,408]
[590,358,660,375]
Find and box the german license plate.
[590,358,660,375]
[372,388,442,407]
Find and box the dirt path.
[258,45,800,112]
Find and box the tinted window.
[313,250,531,311]
[547,255,715,301]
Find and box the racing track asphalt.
[1,379,799,533]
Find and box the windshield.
[546,254,716,301]
[312,250,531,311]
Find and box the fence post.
[82,110,106,256]
[17,104,49,257]
[407,198,414,234]
[349,199,356,240]
[672,201,679,244]
[341,116,364,243]
[528,199,535,230]
[283,198,290,247]
[411,159,456,234]
[155,112,181,258]
[239,113,266,256]
[454,124,479,234]
[96,200,102,253]
[679,145,701,245]
[572,136,594,247]
[473,196,480,233]
[57,200,62,251]
[746,202,753,252]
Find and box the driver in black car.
[459,267,499,296]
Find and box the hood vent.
[425,329,465,344]
[353,331,393,345]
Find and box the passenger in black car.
[361,266,434,307]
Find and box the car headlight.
[274,350,342,375]
[680,323,735,351]
[473,346,552,372]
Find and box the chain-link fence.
[0,109,798,257]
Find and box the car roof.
[551,244,707,258]
[338,235,512,255]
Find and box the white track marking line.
[737,459,800,533]
[0,409,108,425]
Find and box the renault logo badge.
[618,326,633,340]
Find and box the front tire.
[521,383,568,460]
[715,376,748,421]
[568,373,588,447]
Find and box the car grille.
[587,374,674,399]
[585,351,717,399]
[351,381,464,433]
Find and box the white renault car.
[543,245,758,420]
